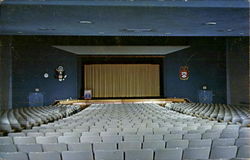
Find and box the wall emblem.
[55,66,67,81]
[179,66,189,80]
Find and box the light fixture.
[205,21,217,25]
[165,32,172,35]
[227,29,233,32]
[217,29,224,32]
[44,73,49,78]
[120,28,154,32]
[79,20,92,24]
[38,27,55,31]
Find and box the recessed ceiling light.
[79,20,92,24]
[165,32,172,35]
[239,32,244,35]
[38,27,55,31]
[184,0,188,2]
[227,29,233,32]
[205,22,217,25]
[17,31,23,34]
[217,29,224,32]
[121,28,154,32]
[99,32,104,34]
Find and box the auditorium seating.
[0,104,81,133]
[0,103,249,160]
[167,103,250,126]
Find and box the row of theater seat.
[1,132,250,144]
[0,103,250,160]
[0,145,249,160]
[166,103,250,126]
[0,105,81,133]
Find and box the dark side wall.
[164,39,227,103]
[12,45,78,108]
[227,37,249,105]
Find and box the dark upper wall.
[12,45,78,108]
[164,39,227,103]
[227,38,249,105]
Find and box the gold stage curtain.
[84,64,160,98]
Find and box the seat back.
[125,149,153,160]
[118,142,141,150]
[0,152,28,160]
[42,143,67,152]
[13,137,36,144]
[0,137,13,144]
[0,144,17,152]
[58,136,80,144]
[210,146,237,159]
[29,152,61,160]
[17,144,43,152]
[36,136,58,144]
[183,147,210,159]
[62,151,93,160]
[143,141,165,150]
[237,145,250,158]
[154,148,183,160]
[95,150,123,160]
[67,143,92,152]
[167,140,189,149]
[93,142,117,151]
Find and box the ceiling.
[1,0,249,36]
[53,45,190,55]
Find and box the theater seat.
[36,136,58,144]
[125,149,153,160]
[67,143,92,152]
[210,146,237,159]
[0,144,17,152]
[0,152,28,160]
[0,137,13,144]
[58,136,80,144]
[93,142,117,151]
[62,151,93,160]
[17,144,43,153]
[167,140,189,149]
[94,150,123,160]
[13,137,36,144]
[183,147,210,159]
[154,148,183,160]
[237,145,250,158]
[29,152,61,160]
[42,143,67,152]
[118,141,141,150]
[188,139,212,148]
[143,141,165,150]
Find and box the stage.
[56,98,188,108]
